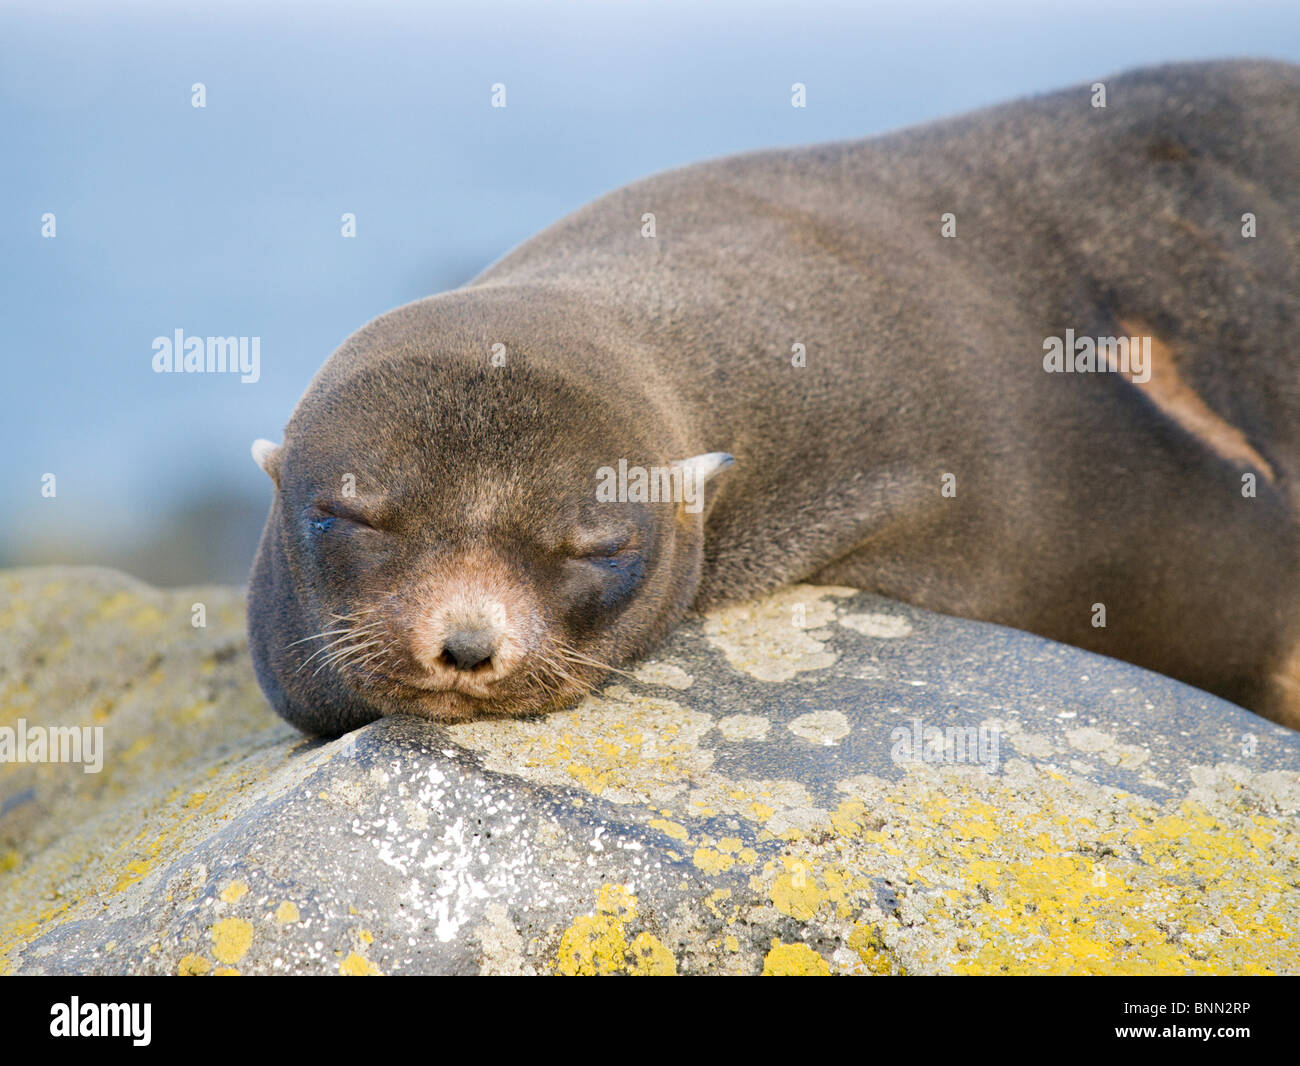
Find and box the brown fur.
[249,60,1300,734]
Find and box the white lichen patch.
[448,688,716,805]
[1184,763,1300,818]
[633,661,694,690]
[990,717,1057,759]
[715,714,771,742]
[402,798,429,831]
[787,711,851,746]
[766,806,834,836]
[450,686,820,836]
[476,902,536,976]
[835,773,894,805]
[683,775,815,827]
[703,585,857,682]
[1065,727,1149,769]
[838,612,913,639]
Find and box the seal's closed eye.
[309,512,337,535]
[307,499,386,532]
[573,533,638,559]
[304,505,380,543]
[567,547,647,609]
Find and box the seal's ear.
[251,439,283,486]
[672,452,735,518]
[674,452,735,484]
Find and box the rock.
[1,567,1297,975]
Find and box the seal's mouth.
[351,661,607,722]
[368,670,495,699]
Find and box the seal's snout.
[439,627,499,673]
[402,552,542,696]
[412,600,517,680]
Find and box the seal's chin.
[349,665,604,723]
[380,685,500,722]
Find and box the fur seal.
[249,59,1300,734]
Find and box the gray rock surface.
[2,567,1297,975]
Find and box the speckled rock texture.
[1,567,1298,975]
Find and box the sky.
[3,0,1298,584]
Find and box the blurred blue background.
[3,0,1298,585]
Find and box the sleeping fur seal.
[249,59,1300,735]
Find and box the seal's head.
[247,344,731,736]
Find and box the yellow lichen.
[770,859,824,921]
[556,914,630,976]
[848,923,905,976]
[693,847,734,875]
[628,933,677,975]
[451,691,714,803]
[219,881,248,904]
[762,941,831,976]
[649,818,689,841]
[702,888,732,919]
[211,918,253,965]
[595,883,637,920]
[816,770,1300,975]
[339,952,382,976]
[555,884,680,976]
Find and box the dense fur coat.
[250,60,1300,734]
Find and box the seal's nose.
[439,629,498,672]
